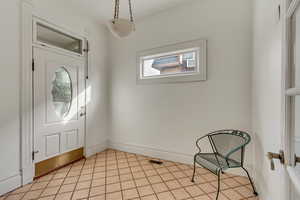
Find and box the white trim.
[287,0,300,18]
[21,0,34,186]
[32,44,85,61]
[0,174,22,196]
[108,140,249,177]
[85,141,108,157]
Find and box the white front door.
[33,47,86,164]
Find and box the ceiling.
[63,0,194,23]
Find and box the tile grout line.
[138,159,161,200]
[112,150,124,200]
[126,151,142,200]
[149,161,189,200]
[70,158,87,200]
[52,164,73,199]
[164,162,206,200]
[31,167,59,200]
[87,153,98,199]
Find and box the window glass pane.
[142,50,198,78]
[37,23,82,54]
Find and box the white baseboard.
[108,141,194,165]
[0,174,22,196]
[85,141,107,157]
[108,140,251,177]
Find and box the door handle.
[267,150,285,170]
[80,112,86,117]
[294,155,300,166]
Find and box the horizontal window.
[142,49,198,78]
[34,21,83,55]
[137,39,206,84]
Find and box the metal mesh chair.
[191,130,258,200]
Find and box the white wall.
[0,0,109,195]
[252,0,286,199]
[0,0,22,194]
[109,0,253,169]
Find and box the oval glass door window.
[51,67,72,118]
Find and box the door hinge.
[32,59,35,71]
[32,151,35,161]
[84,40,89,80]
[32,150,39,161]
[83,40,90,53]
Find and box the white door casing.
[33,47,85,163]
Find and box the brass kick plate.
[35,148,84,178]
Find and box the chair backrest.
[208,130,251,164]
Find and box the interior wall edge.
[85,141,108,157]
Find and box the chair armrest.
[224,146,244,167]
[195,134,209,153]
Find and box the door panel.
[33,47,85,164]
[66,130,79,150]
[45,134,60,157]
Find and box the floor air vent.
[149,159,163,165]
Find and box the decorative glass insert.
[36,23,82,54]
[51,67,72,118]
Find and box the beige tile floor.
[0,149,259,200]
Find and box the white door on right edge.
[288,3,300,199]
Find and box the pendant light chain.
[113,0,134,23]
[128,0,134,22]
[109,0,135,38]
[113,0,120,23]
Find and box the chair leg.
[241,167,258,196]
[191,156,196,182]
[216,170,221,200]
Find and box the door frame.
[21,0,91,185]
[282,0,300,199]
